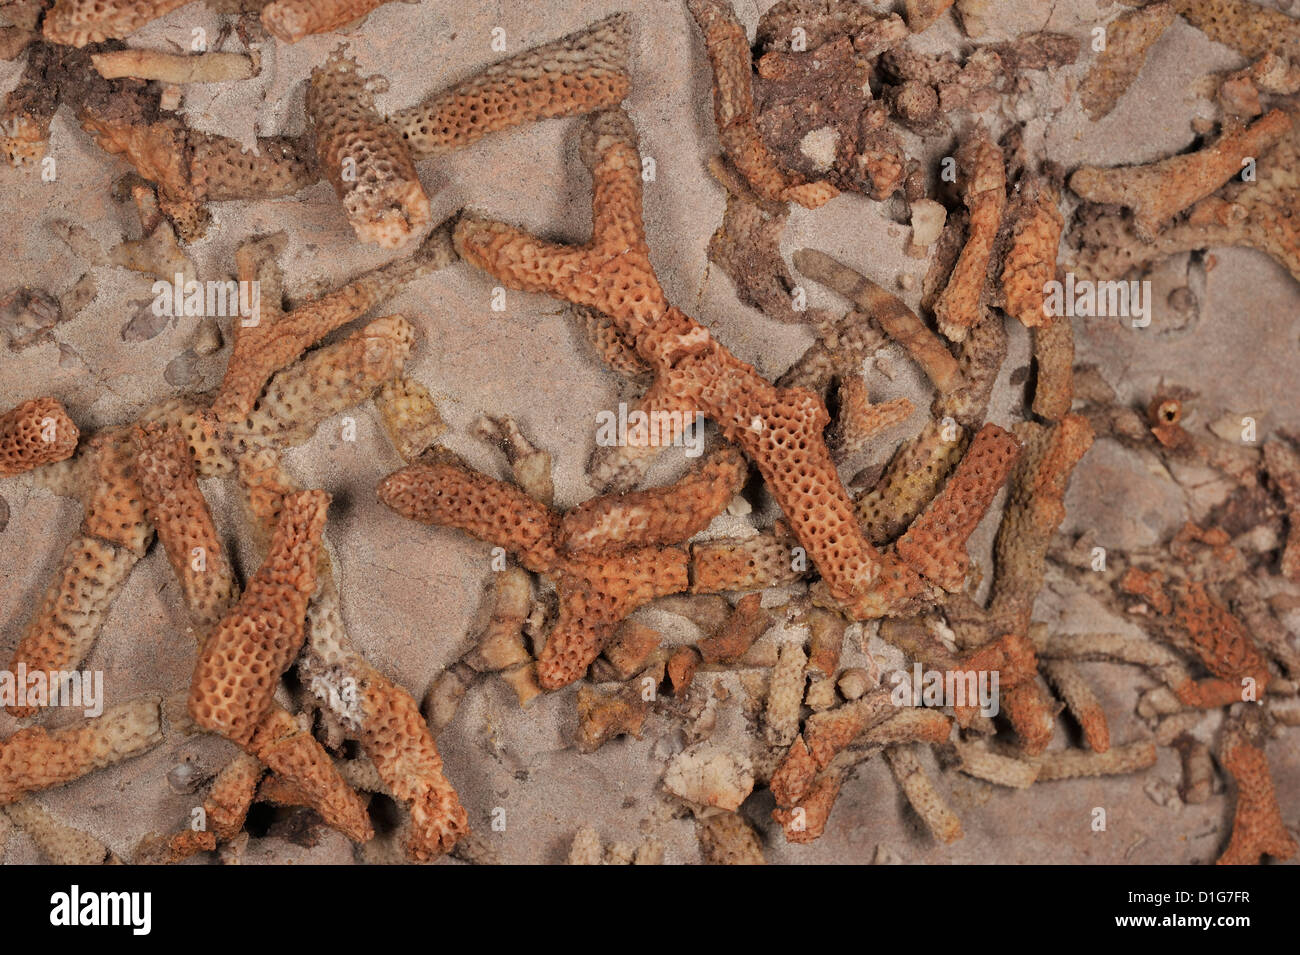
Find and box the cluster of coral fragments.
[0,0,1297,865]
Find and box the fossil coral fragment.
[1173,0,1300,62]
[1217,716,1297,864]
[1079,1,1175,121]
[0,698,163,805]
[1001,178,1063,330]
[392,13,632,161]
[43,0,192,46]
[91,49,258,83]
[262,0,398,43]
[0,397,79,477]
[1069,110,1292,239]
[933,125,1005,343]
[688,0,838,208]
[895,424,1020,592]
[5,536,138,718]
[794,248,965,394]
[188,491,329,747]
[133,423,236,628]
[308,48,431,249]
[886,744,962,843]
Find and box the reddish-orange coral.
[307,47,431,249]
[1120,572,1272,708]
[393,13,632,161]
[133,422,235,628]
[1069,110,1292,238]
[895,424,1021,591]
[188,491,330,746]
[379,446,743,690]
[1001,177,1063,330]
[43,0,191,46]
[934,124,1005,342]
[0,397,79,477]
[454,108,918,621]
[0,698,162,805]
[262,0,397,43]
[1217,721,1297,865]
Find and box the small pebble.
[837,667,872,700]
[164,348,199,388]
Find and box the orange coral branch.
[188,490,330,746]
[0,397,79,477]
[453,108,908,620]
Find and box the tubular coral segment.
[1000,177,1063,330]
[188,490,330,747]
[453,108,909,620]
[262,0,397,43]
[895,423,1021,591]
[933,125,1005,343]
[308,48,431,249]
[354,667,468,858]
[1030,741,1157,781]
[133,423,236,628]
[687,0,839,209]
[1068,110,1292,239]
[377,377,446,464]
[1031,316,1074,422]
[1172,0,1300,62]
[855,419,969,545]
[5,535,138,718]
[1040,659,1110,753]
[793,248,966,394]
[0,698,163,804]
[560,446,747,553]
[378,449,733,689]
[43,0,193,46]
[392,13,632,161]
[989,415,1094,637]
[213,223,455,421]
[232,315,414,446]
[1078,0,1175,121]
[691,529,805,592]
[885,744,963,844]
[247,708,373,843]
[1217,729,1297,864]
[0,397,79,476]
[190,133,318,201]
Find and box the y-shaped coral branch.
[453,107,906,620]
